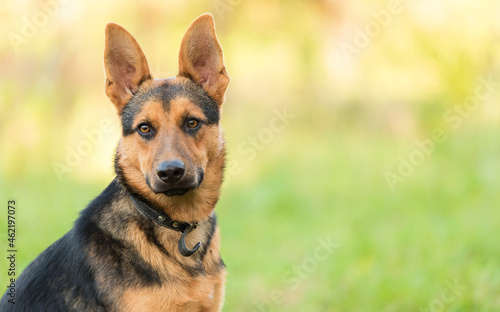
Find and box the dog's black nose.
[157,160,185,183]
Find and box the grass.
[220,125,500,311]
[1,114,499,311]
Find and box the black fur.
[121,79,219,136]
[0,181,119,311]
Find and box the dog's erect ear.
[178,13,229,106]
[104,23,151,113]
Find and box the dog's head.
[104,14,229,221]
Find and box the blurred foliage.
[1,0,500,310]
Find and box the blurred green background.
[1,0,500,311]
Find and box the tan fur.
[120,218,225,311]
[102,13,229,311]
[119,216,225,312]
[121,278,225,312]
[86,194,225,311]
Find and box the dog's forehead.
[120,78,219,135]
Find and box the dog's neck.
[128,193,202,257]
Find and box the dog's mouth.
[162,187,191,197]
[146,169,204,197]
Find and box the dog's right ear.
[104,23,151,113]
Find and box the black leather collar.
[129,194,201,257]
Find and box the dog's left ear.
[178,13,230,106]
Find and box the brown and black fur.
[0,13,230,312]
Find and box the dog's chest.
[119,271,225,311]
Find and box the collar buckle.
[129,194,202,257]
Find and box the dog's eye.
[187,119,199,128]
[139,124,150,133]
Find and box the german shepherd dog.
[1,13,229,311]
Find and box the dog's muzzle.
[149,160,204,196]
